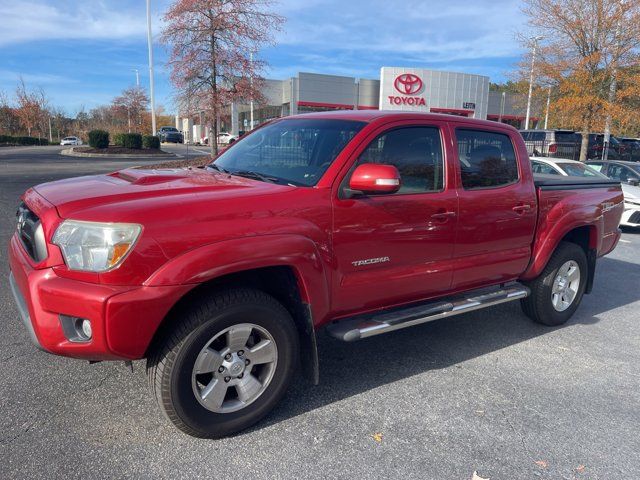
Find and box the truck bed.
[521,173,624,282]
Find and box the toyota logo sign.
[394,74,423,95]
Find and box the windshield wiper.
[232,170,280,184]
[206,164,230,174]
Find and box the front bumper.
[8,234,191,361]
[9,272,43,350]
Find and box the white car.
[202,132,237,146]
[60,136,82,146]
[586,160,640,228]
[531,157,639,228]
[530,156,607,178]
[216,132,237,145]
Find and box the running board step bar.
[326,284,530,342]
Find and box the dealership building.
[178,67,536,141]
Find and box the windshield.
[557,162,607,178]
[213,119,365,186]
[162,127,178,132]
[627,163,640,174]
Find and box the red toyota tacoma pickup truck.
[9,111,623,438]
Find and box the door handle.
[512,204,532,213]
[430,211,456,221]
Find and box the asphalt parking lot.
[1,145,639,479]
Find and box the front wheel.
[521,241,588,326]
[147,288,299,438]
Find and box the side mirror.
[627,177,640,187]
[348,164,401,196]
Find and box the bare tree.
[113,86,150,133]
[162,0,284,155]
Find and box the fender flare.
[522,212,601,281]
[145,234,331,321]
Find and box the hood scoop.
[110,168,192,186]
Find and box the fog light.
[59,315,93,343]
[81,319,92,339]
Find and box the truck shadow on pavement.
[257,255,640,432]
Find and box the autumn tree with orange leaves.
[15,78,49,138]
[162,0,284,155]
[521,0,640,160]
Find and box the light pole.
[146,0,156,135]
[603,0,624,160]
[133,69,140,87]
[544,87,551,129]
[499,91,505,123]
[249,52,254,130]
[524,36,543,130]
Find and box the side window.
[608,165,632,181]
[456,129,519,189]
[531,161,559,175]
[355,127,444,194]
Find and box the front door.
[331,122,458,317]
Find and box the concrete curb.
[60,147,176,159]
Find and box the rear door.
[451,127,537,291]
[331,120,458,316]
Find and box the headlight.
[52,220,142,272]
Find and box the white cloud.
[0,1,159,46]
[276,0,526,62]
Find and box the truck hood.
[34,167,291,218]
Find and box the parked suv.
[157,126,183,144]
[519,129,580,158]
[520,130,624,160]
[587,134,624,160]
[618,137,640,162]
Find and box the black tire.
[147,288,299,438]
[521,241,588,326]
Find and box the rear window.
[521,131,545,141]
[555,132,579,143]
[586,162,606,173]
[456,129,519,189]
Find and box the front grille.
[16,203,47,262]
[629,211,640,224]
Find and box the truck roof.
[289,109,517,130]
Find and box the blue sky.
[0,0,528,115]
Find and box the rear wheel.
[147,288,299,438]
[521,241,587,326]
